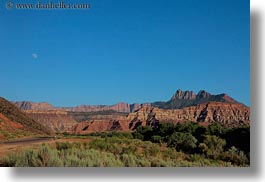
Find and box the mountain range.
[0,89,250,139]
[14,89,244,113]
[10,89,250,133]
[152,89,243,109]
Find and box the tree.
[199,135,226,159]
[132,132,144,140]
[151,135,163,144]
[175,121,199,134]
[155,123,174,137]
[167,132,197,153]
[224,126,250,155]
[134,126,153,140]
[193,125,207,143]
[136,126,153,134]
[206,123,224,136]
[219,146,249,166]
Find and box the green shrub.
[132,132,144,140]
[199,135,226,159]
[155,123,175,137]
[120,154,137,167]
[135,126,153,140]
[150,157,174,167]
[224,126,250,155]
[0,135,246,167]
[2,145,62,167]
[219,146,249,166]
[167,132,197,152]
[175,122,199,134]
[56,142,73,151]
[151,135,164,144]
[206,123,224,136]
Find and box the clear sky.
[0,0,250,106]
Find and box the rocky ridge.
[14,89,241,113]
[152,89,242,109]
[15,101,151,113]
[11,89,250,134]
[68,101,250,134]
[127,102,250,128]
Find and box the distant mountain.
[14,101,53,111]
[63,102,151,113]
[0,97,50,140]
[6,89,250,134]
[14,89,245,113]
[14,101,151,113]
[152,89,243,109]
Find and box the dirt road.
[1,137,54,145]
[0,137,91,156]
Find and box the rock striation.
[127,102,250,128]
[14,101,54,110]
[24,110,77,132]
[70,120,130,134]
[11,89,250,133]
[70,101,250,134]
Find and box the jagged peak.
[171,89,196,100]
[196,90,212,99]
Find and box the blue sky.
[0,0,250,106]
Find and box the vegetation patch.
[0,122,250,167]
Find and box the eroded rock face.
[127,102,250,127]
[25,110,77,132]
[12,89,250,133]
[130,103,151,112]
[23,109,130,134]
[19,101,250,134]
[69,112,127,122]
[171,90,196,100]
[14,101,54,110]
[64,102,131,112]
[14,101,150,113]
[196,90,211,99]
[70,120,130,134]
[14,89,243,113]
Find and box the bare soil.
[0,137,91,156]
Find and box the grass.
[0,130,36,140]
[1,136,236,167]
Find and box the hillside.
[0,97,50,140]
[70,120,130,134]
[24,110,77,133]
